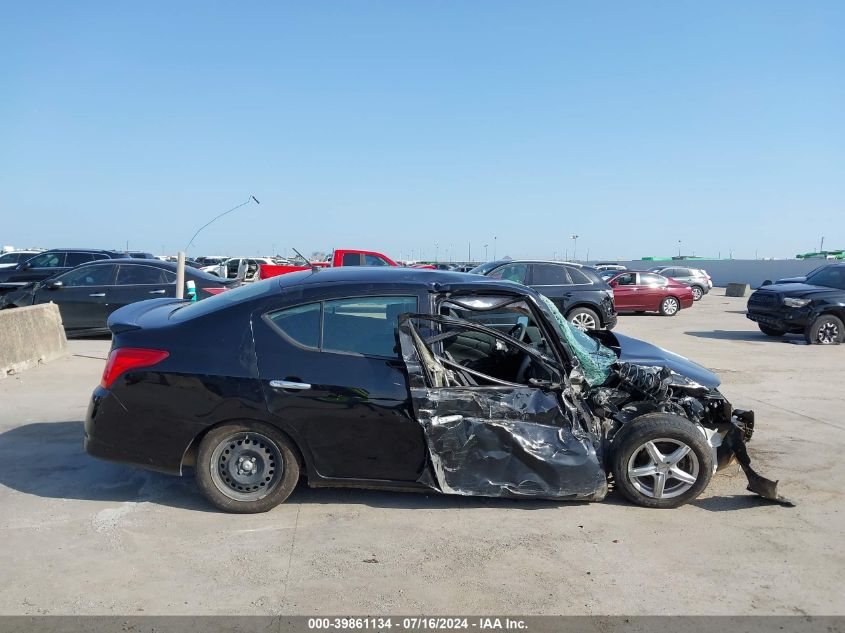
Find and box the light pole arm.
[184,196,260,252]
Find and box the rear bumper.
[84,387,183,475]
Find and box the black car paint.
[471,260,617,329]
[84,267,777,503]
[747,275,845,334]
[0,248,127,293]
[1,259,235,336]
[608,332,720,389]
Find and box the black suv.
[470,260,617,331]
[0,249,127,295]
[746,263,845,344]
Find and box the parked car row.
[0,258,236,336]
[0,245,715,339]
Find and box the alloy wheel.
[817,321,840,344]
[570,312,597,331]
[692,287,703,301]
[662,298,679,315]
[626,438,700,499]
[210,432,284,502]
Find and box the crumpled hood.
[612,332,720,389]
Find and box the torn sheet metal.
[398,315,606,500]
[414,388,607,500]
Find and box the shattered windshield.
[537,294,616,386]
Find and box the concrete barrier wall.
[0,303,67,378]
[594,259,827,288]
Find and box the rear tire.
[691,286,704,301]
[196,421,300,513]
[659,296,680,316]
[758,324,785,337]
[611,413,713,509]
[804,314,844,345]
[567,307,600,331]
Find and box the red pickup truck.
[258,249,399,279]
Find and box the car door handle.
[269,380,312,390]
[148,289,166,294]
[89,293,106,297]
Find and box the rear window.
[170,278,276,321]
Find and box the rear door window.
[116,265,175,285]
[640,273,667,286]
[266,296,418,357]
[323,296,417,357]
[531,264,570,285]
[342,253,362,266]
[65,252,96,266]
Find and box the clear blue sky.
[2,1,843,261]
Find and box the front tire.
[567,307,600,331]
[660,296,680,316]
[611,414,713,509]
[196,421,300,513]
[804,314,844,345]
[758,324,785,337]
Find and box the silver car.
[649,266,712,301]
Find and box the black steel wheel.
[196,422,300,513]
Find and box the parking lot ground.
[0,291,843,616]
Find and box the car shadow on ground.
[684,330,807,343]
[287,485,582,511]
[0,421,215,512]
[0,421,781,514]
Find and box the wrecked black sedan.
[85,268,788,513]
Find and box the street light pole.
[570,235,579,261]
[484,244,489,260]
[493,236,498,260]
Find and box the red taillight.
[203,286,229,295]
[100,348,169,389]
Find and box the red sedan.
[607,271,694,316]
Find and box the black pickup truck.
[747,263,845,345]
